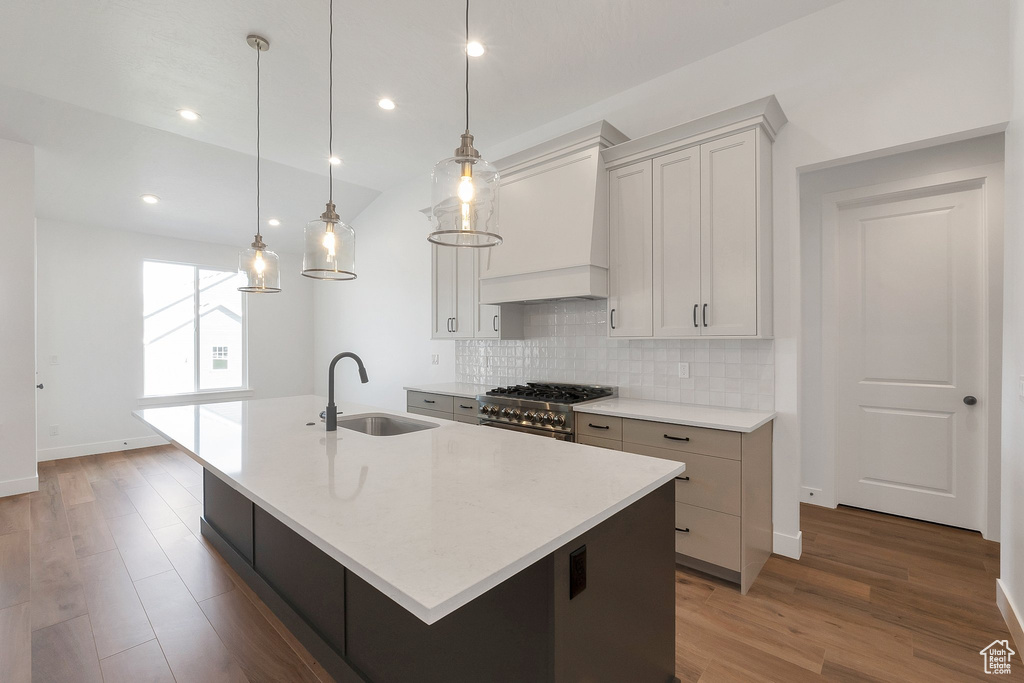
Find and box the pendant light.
[428,0,501,248]
[238,35,281,293]
[302,0,356,280]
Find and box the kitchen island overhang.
[135,395,684,683]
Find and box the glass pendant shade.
[302,201,356,280]
[238,235,281,293]
[429,133,500,247]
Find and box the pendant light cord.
[256,45,262,239]
[465,0,470,132]
[329,0,334,204]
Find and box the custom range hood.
[477,121,628,304]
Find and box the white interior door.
[837,184,986,530]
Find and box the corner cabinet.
[430,244,524,340]
[604,96,785,339]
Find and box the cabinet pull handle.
[459,404,473,409]
[676,527,690,533]
[693,304,699,328]
[452,317,457,333]
[664,434,690,442]
[610,308,616,330]
[493,314,498,332]
[702,303,708,327]
[676,476,690,481]
[423,399,436,404]
[588,423,610,430]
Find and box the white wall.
[313,0,1013,556]
[1000,0,1024,647]
[0,139,37,495]
[312,177,457,410]
[35,220,315,459]
[798,135,1005,539]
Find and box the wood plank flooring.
[0,447,1019,681]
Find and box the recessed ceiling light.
[328,156,342,165]
[378,98,396,110]
[177,109,200,121]
[267,218,281,226]
[141,194,160,204]
[466,41,485,57]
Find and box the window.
[143,261,247,396]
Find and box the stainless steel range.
[476,382,617,441]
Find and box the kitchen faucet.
[326,352,369,431]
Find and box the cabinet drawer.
[674,503,740,571]
[577,435,623,451]
[576,414,623,440]
[623,444,740,515]
[454,399,479,417]
[406,406,453,421]
[407,391,454,413]
[454,414,479,425]
[623,418,740,460]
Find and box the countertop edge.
[573,402,776,433]
[132,408,684,625]
[402,384,488,400]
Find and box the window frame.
[141,259,249,399]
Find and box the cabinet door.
[453,247,476,338]
[431,245,457,339]
[608,160,653,337]
[700,130,758,336]
[474,251,500,339]
[653,147,702,337]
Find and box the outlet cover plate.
[678,362,690,379]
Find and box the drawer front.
[406,391,454,413]
[674,503,740,571]
[454,414,480,425]
[577,435,623,451]
[453,399,479,417]
[623,418,740,460]
[406,406,453,421]
[576,414,623,440]
[623,444,740,515]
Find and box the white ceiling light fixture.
[177,108,201,121]
[378,98,396,110]
[428,0,500,248]
[302,0,356,281]
[238,34,281,294]
[267,218,281,226]
[140,194,160,204]
[466,41,485,57]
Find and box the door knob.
[963,395,978,406]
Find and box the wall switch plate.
[431,354,440,366]
[569,545,587,599]
[677,362,690,379]
[49,425,59,436]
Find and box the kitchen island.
[135,395,684,683]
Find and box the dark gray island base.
[201,469,679,683]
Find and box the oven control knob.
[537,412,551,425]
[483,405,495,415]
[525,411,537,422]
[500,408,512,418]
[553,414,566,427]
[510,409,522,420]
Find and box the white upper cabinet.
[602,96,784,338]
[653,146,702,337]
[431,244,459,339]
[431,244,524,341]
[608,160,654,337]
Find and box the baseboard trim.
[773,530,802,559]
[37,436,167,462]
[997,579,1024,654]
[0,474,39,498]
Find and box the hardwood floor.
[0,447,1018,681]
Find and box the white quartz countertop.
[575,398,775,433]
[402,382,491,399]
[134,395,683,625]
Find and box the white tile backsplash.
[455,300,774,410]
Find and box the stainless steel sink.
[334,413,439,437]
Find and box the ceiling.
[0,0,840,250]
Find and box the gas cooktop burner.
[485,382,614,405]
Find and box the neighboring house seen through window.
[143,261,247,396]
